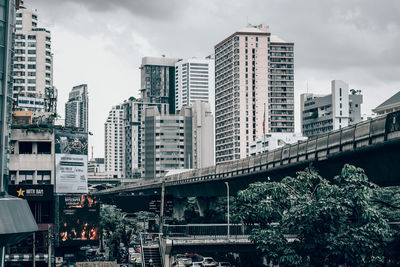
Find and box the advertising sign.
[8,184,54,201]
[17,96,45,109]
[58,195,99,247]
[55,130,88,194]
[149,195,173,217]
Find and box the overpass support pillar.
[196,197,216,217]
[172,198,186,220]
[162,238,172,267]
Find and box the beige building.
[191,101,215,168]
[13,5,55,115]
[214,24,294,163]
[142,102,214,180]
[9,128,54,185]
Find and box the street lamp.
[224,182,230,238]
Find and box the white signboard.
[55,130,88,194]
[55,154,88,194]
[17,96,45,109]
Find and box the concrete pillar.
[172,198,186,220]
[196,197,210,217]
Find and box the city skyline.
[27,0,400,158]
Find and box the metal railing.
[163,224,253,239]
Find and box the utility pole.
[159,181,165,233]
[48,225,52,267]
[33,232,36,267]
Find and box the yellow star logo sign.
[17,188,25,197]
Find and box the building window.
[37,171,51,185]
[37,142,51,154]
[19,171,34,185]
[19,142,33,154]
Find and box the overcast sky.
[28,0,400,158]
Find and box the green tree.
[234,164,392,267]
[100,205,140,262]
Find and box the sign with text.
[58,195,99,247]
[55,130,88,194]
[55,154,88,193]
[8,184,54,201]
[17,96,45,109]
[149,195,173,217]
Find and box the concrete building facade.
[8,128,54,185]
[142,106,193,180]
[249,133,307,156]
[13,5,55,115]
[88,157,105,178]
[140,57,178,115]
[175,57,215,115]
[373,91,400,116]
[65,84,88,132]
[104,104,124,178]
[214,24,294,163]
[122,98,162,179]
[191,101,215,168]
[301,80,363,138]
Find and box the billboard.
[17,96,45,109]
[55,130,88,194]
[58,195,99,247]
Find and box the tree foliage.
[100,205,145,262]
[234,164,392,267]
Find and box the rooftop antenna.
[306,80,309,94]
[91,145,94,159]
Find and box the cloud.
[32,0,185,20]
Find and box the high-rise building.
[104,104,124,178]
[175,57,215,114]
[122,97,161,179]
[140,57,178,115]
[65,84,88,132]
[214,24,294,163]
[142,106,193,180]
[12,3,55,116]
[0,0,37,254]
[191,101,215,168]
[300,80,363,138]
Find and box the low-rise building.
[373,91,400,116]
[249,133,307,156]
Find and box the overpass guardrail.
[163,224,253,238]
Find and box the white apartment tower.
[65,84,88,132]
[13,5,54,113]
[104,104,125,178]
[214,24,294,163]
[175,57,215,114]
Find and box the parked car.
[217,262,231,267]
[190,262,203,267]
[202,257,217,267]
[174,254,192,266]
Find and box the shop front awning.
[0,194,38,246]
